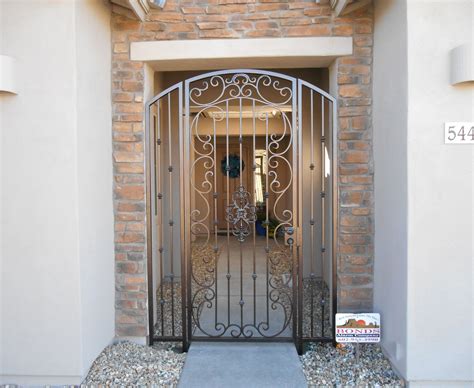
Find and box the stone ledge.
[130,37,353,71]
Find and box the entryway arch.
[146,69,337,353]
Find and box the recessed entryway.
[146,68,337,353]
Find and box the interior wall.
[0,0,114,384]
[405,0,473,383]
[373,0,408,378]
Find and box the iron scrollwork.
[187,70,296,339]
[226,185,257,242]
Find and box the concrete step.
[178,342,307,388]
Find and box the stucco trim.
[130,37,353,71]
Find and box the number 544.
[445,122,474,144]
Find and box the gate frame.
[145,69,338,353]
[296,79,338,354]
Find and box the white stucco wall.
[406,0,473,384]
[75,0,115,374]
[0,0,114,384]
[374,0,473,385]
[373,0,408,378]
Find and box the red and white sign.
[335,313,380,343]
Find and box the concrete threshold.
[178,342,307,388]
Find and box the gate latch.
[284,227,301,247]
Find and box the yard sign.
[335,313,380,343]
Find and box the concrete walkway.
[178,342,307,388]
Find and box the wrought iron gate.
[146,70,337,353]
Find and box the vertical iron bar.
[265,113,269,326]
[153,113,158,337]
[296,80,304,353]
[239,97,243,333]
[213,118,218,328]
[184,80,193,345]
[177,83,187,350]
[158,101,165,337]
[320,96,326,337]
[145,100,154,345]
[252,100,257,326]
[226,100,231,327]
[310,90,315,338]
[288,78,298,341]
[168,93,175,337]
[331,98,338,343]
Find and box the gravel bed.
[82,341,186,387]
[303,278,332,338]
[300,342,405,387]
[155,281,183,337]
[154,244,218,337]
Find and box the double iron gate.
[146,70,337,353]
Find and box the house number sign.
[445,122,474,144]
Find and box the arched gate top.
[147,69,336,107]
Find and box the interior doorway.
[146,69,337,353]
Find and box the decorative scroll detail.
[189,73,293,108]
[226,185,257,242]
[189,72,295,248]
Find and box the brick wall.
[111,0,374,337]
